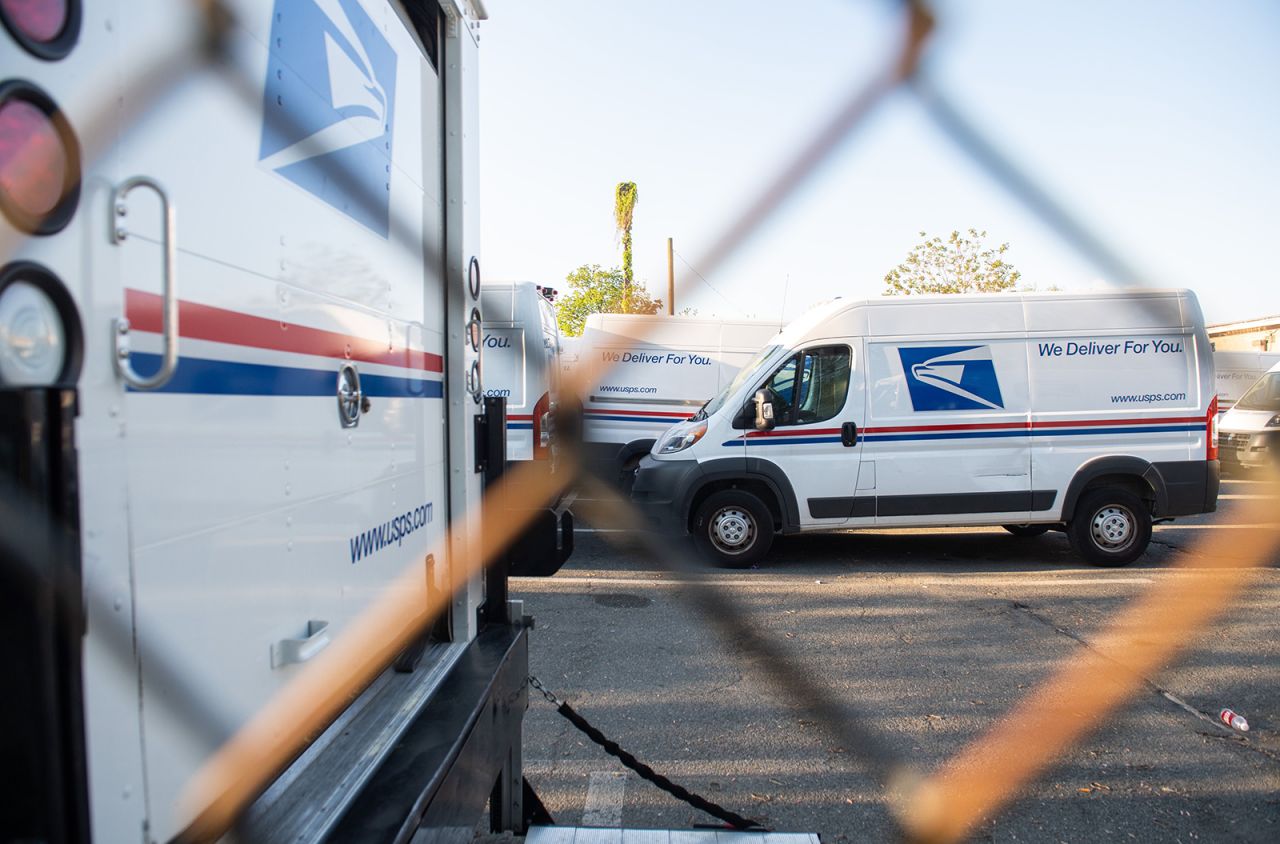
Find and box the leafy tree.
[555,264,662,337]
[614,182,638,309]
[884,229,1021,295]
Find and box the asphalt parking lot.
[509,477,1279,842]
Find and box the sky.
[476,0,1280,326]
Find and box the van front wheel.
[693,490,774,568]
[1068,488,1151,566]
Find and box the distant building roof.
[1207,315,1280,337]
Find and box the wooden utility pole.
[667,237,674,315]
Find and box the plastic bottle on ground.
[1219,708,1249,731]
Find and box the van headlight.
[1268,414,1280,428]
[0,279,66,385]
[658,421,707,454]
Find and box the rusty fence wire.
[2,1,1276,842]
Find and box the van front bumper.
[1220,430,1279,472]
[630,455,702,535]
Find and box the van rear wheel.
[1068,488,1152,566]
[1003,524,1050,538]
[693,490,774,568]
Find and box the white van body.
[633,290,1220,567]
[1213,350,1280,412]
[1218,361,1280,472]
[1,2,536,840]
[575,313,781,472]
[479,282,575,573]
[481,282,562,461]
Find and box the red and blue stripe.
[585,408,692,426]
[124,289,444,397]
[722,414,1209,447]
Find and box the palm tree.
[614,182,638,311]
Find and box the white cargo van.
[575,313,780,476]
[480,281,574,573]
[1213,350,1280,413]
[633,290,1220,567]
[1218,361,1280,473]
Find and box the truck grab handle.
[111,175,179,390]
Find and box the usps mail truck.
[482,281,564,461]
[632,290,1220,567]
[480,281,574,573]
[575,313,780,478]
[1218,360,1280,473]
[0,1,545,841]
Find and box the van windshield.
[698,345,785,419]
[1235,372,1280,412]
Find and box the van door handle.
[841,422,858,447]
[271,620,330,669]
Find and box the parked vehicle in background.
[573,313,781,481]
[480,281,574,573]
[633,290,1219,568]
[481,282,563,461]
[1218,360,1280,474]
[1213,350,1280,413]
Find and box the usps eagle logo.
[259,0,397,237]
[898,345,1005,411]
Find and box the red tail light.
[1,0,80,59]
[532,391,551,460]
[0,81,80,234]
[1207,395,1218,461]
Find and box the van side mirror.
[752,388,776,431]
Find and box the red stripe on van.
[125,289,444,373]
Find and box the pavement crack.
[1008,600,1280,766]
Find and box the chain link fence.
[3,1,1276,841]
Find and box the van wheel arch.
[615,439,656,468]
[1062,456,1165,518]
[680,457,802,535]
[687,477,784,534]
[616,440,656,491]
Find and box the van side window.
[763,346,851,426]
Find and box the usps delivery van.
[1218,360,1280,473]
[632,290,1220,567]
[480,281,575,572]
[0,1,543,841]
[481,281,564,461]
[1213,350,1280,413]
[576,313,780,477]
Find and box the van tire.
[693,490,774,568]
[1003,524,1050,538]
[1068,487,1152,566]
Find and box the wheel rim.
[709,506,756,555]
[1090,504,1136,552]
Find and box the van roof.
[777,288,1202,346]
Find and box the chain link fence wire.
[2,0,1276,841]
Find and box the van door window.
[763,346,851,426]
